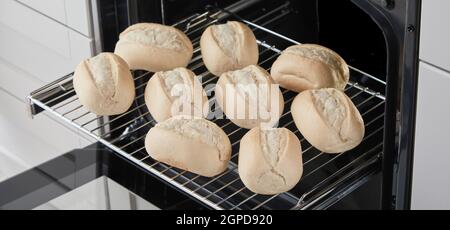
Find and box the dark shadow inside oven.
[96,0,387,210]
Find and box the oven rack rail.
[28,3,386,210]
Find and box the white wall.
[411,0,450,210]
[412,63,450,210]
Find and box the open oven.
[26,0,421,210]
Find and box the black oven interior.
[93,0,387,208]
[100,0,387,82]
[92,0,389,209]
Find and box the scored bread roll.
[291,88,365,153]
[215,65,284,129]
[145,116,232,177]
[73,53,135,115]
[200,21,258,76]
[271,44,349,92]
[115,23,193,72]
[239,127,303,195]
[144,68,208,122]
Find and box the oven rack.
[28,3,386,210]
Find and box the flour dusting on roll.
[239,127,303,195]
[201,21,258,76]
[145,116,231,177]
[291,88,365,153]
[271,44,349,92]
[145,68,208,122]
[212,23,238,58]
[115,23,193,72]
[123,27,186,51]
[215,65,284,129]
[73,53,135,115]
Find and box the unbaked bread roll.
[271,44,349,92]
[291,88,365,153]
[145,116,232,177]
[239,127,303,195]
[200,21,258,76]
[144,68,208,122]
[115,23,193,72]
[73,53,135,115]
[215,65,284,129]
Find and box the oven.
[26,0,421,210]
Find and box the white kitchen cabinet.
[16,0,66,26]
[0,58,44,103]
[16,0,92,37]
[412,62,450,210]
[0,0,96,182]
[0,0,93,88]
[420,0,450,72]
[64,0,92,37]
[411,0,450,210]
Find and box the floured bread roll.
[271,44,349,92]
[145,116,232,177]
[73,53,135,115]
[291,88,365,153]
[200,21,259,76]
[239,127,303,195]
[145,68,208,122]
[215,65,284,129]
[115,23,193,72]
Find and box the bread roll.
[271,44,349,92]
[291,88,365,153]
[145,116,232,177]
[200,21,258,76]
[239,127,303,195]
[115,23,193,72]
[73,53,135,115]
[215,65,284,129]
[144,68,208,122]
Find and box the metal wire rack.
[28,3,385,210]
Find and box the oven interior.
[28,0,389,209]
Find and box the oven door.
[0,142,206,210]
[0,141,381,210]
